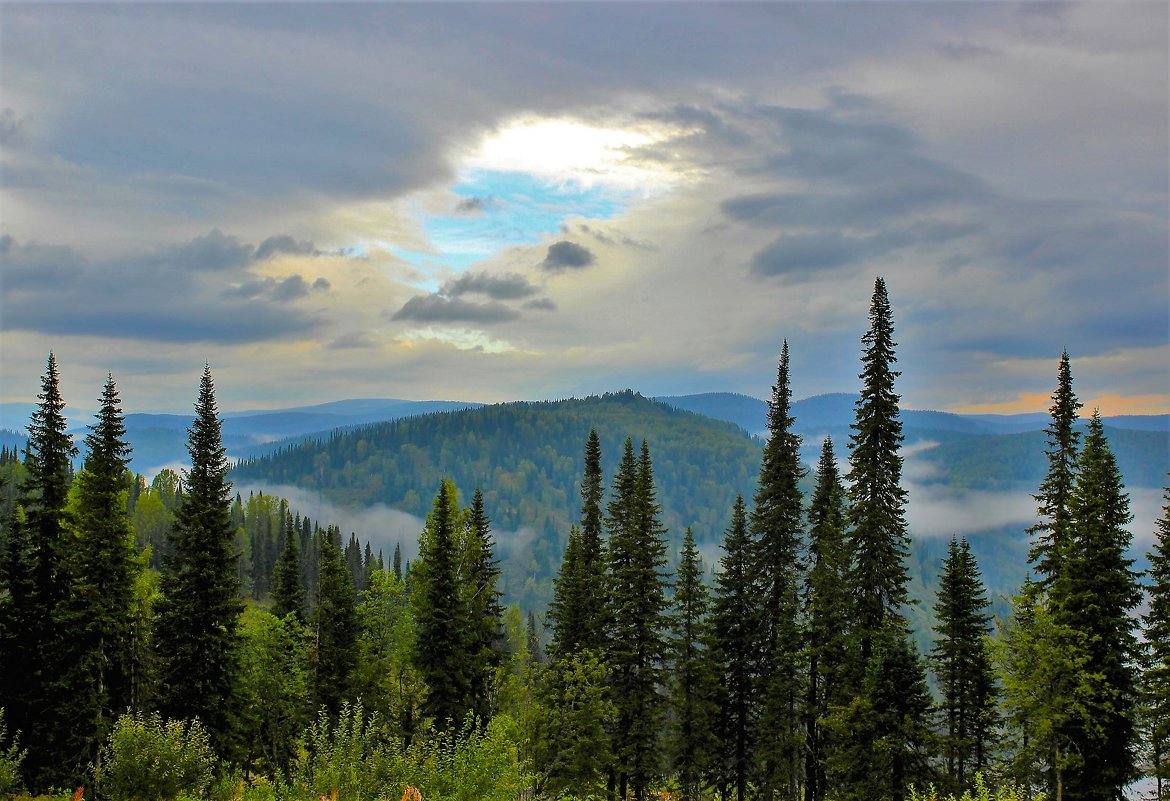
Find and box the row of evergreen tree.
[1,277,1167,801]
[530,279,1166,801]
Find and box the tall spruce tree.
[0,353,77,789]
[271,512,306,622]
[549,525,588,659]
[710,496,757,801]
[750,339,806,800]
[56,374,139,779]
[578,428,608,653]
[313,530,358,715]
[154,365,243,753]
[835,278,932,801]
[668,528,716,801]
[1029,351,1083,588]
[1144,484,1170,800]
[846,277,911,647]
[1058,411,1142,800]
[465,487,505,722]
[931,536,998,794]
[413,480,470,731]
[605,438,671,801]
[803,437,851,801]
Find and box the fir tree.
[0,353,76,789]
[393,541,403,581]
[710,496,757,801]
[803,437,851,801]
[548,525,588,659]
[1059,411,1142,800]
[1144,483,1170,800]
[271,512,306,622]
[56,374,140,779]
[931,536,998,794]
[534,650,614,798]
[836,278,932,800]
[154,365,243,754]
[413,480,470,731]
[578,428,608,653]
[669,528,716,801]
[313,531,358,715]
[606,438,671,801]
[750,339,806,800]
[465,487,505,722]
[847,277,911,646]
[1029,351,1083,588]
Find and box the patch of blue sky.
[392,170,633,278]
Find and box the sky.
[1,2,1167,417]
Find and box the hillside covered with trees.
[1,278,1168,801]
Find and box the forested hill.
[232,391,764,606]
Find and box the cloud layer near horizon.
[1,3,1165,415]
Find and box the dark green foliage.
[847,277,911,645]
[55,374,140,780]
[0,353,76,789]
[1144,483,1170,799]
[804,437,850,801]
[931,536,998,794]
[534,650,614,798]
[1029,351,1083,587]
[154,365,243,754]
[235,608,311,777]
[272,511,307,621]
[668,528,717,801]
[465,487,506,722]
[710,496,756,801]
[750,340,806,800]
[1058,411,1142,800]
[577,428,608,654]
[414,480,471,731]
[826,622,935,801]
[548,525,588,659]
[314,531,358,716]
[606,438,671,801]
[835,279,934,801]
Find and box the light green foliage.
[993,588,1101,795]
[906,774,1042,801]
[353,569,423,741]
[398,714,530,801]
[293,702,397,800]
[0,708,26,795]
[235,607,311,777]
[95,711,214,801]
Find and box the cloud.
[0,232,328,344]
[390,294,519,324]
[523,298,557,312]
[255,235,321,260]
[0,108,27,147]
[541,240,596,272]
[454,196,498,215]
[441,271,539,300]
[326,331,378,350]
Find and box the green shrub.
[908,774,1045,801]
[0,708,26,796]
[95,711,214,801]
[292,702,398,800]
[400,714,530,801]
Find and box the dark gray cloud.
[0,108,26,147]
[1,232,326,343]
[326,331,377,350]
[751,232,875,278]
[523,297,557,312]
[441,271,538,300]
[454,196,498,215]
[255,235,321,260]
[541,241,596,272]
[390,294,519,324]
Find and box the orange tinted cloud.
[955,392,1170,417]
